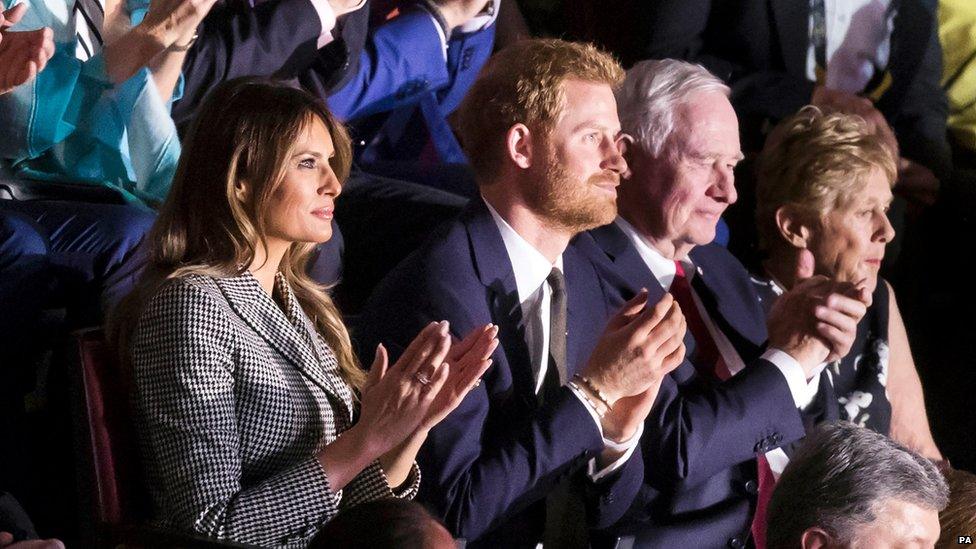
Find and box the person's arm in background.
[170,0,364,126]
[884,281,943,461]
[886,1,951,206]
[102,0,216,87]
[322,0,494,121]
[0,1,53,95]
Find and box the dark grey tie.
[547,267,568,385]
[543,267,587,548]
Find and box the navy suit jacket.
[579,223,807,547]
[633,0,949,176]
[354,201,644,548]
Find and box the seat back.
[0,176,126,203]
[68,328,150,540]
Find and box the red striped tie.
[670,261,730,380]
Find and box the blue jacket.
[579,223,808,548]
[325,6,494,121]
[354,201,645,548]
[0,0,181,206]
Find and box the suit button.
[602,493,614,503]
[729,536,745,548]
[772,433,783,444]
[743,479,758,495]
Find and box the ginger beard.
[525,144,619,235]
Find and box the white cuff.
[762,348,825,409]
[588,421,643,482]
[568,383,605,439]
[307,0,364,49]
[567,385,642,481]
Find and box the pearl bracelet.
[573,374,613,411]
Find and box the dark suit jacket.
[634,0,950,176]
[354,200,644,548]
[579,223,807,548]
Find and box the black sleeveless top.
[750,274,892,436]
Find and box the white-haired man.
[577,59,869,547]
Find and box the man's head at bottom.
[767,422,948,549]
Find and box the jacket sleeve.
[886,0,952,179]
[639,359,807,490]
[171,0,324,126]
[1,0,181,203]
[323,7,453,120]
[131,281,344,546]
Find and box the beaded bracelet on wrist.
[573,373,613,411]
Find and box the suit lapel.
[588,224,658,299]
[770,0,810,78]
[587,224,699,367]
[464,202,537,404]
[688,249,767,360]
[216,273,348,405]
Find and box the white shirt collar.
[613,216,694,291]
[483,197,563,304]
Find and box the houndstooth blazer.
[130,271,419,548]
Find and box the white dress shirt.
[485,200,641,481]
[805,0,896,93]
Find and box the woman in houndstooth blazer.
[111,78,497,548]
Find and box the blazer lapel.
[688,250,767,360]
[216,273,347,404]
[464,201,537,404]
[276,275,355,410]
[588,223,658,299]
[587,223,699,366]
[562,246,610,377]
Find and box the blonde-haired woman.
[753,106,942,461]
[112,78,497,547]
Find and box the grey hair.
[767,422,949,549]
[615,59,730,157]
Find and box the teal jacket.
[0,0,181,206]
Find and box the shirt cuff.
[307,0,340,49]
[588,421,643,482]
[568,383,606,439]
[762,348,825,409]
[567,385,643,482]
